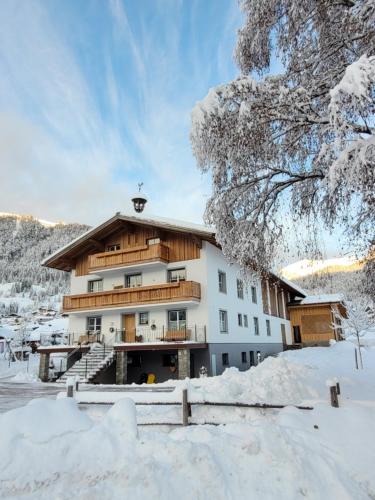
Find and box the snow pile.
[186,356,319,404]
[1,342,375,499]
[0,353,40,381]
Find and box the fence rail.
[70,388,314,426]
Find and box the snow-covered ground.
[0,340,375,499]
[0,353,40,382]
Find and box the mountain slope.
[0,214,89,314]
[280,257,363,280]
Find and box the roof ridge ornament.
[131,183,148,213]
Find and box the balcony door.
[168,309,186,331]
[123,314,136,342]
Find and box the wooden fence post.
[182,389,189,426]
[330,386,339,407]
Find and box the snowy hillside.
[0,214,89,315]
[280,256,362,280]
[280,257,367,299]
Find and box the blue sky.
[0,0,243,225]
[0,0,348,263]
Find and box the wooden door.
[123,314,136,342]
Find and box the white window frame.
[254,317,260,336]
[125,273,142,288]
[168,309,187,330]
[107,243,120,252]
[237,279,244,299]
[88,279,103,293]
[218,270,227,294]
[139,312,149,325]
[147,237,161,245]
[87,316,102,333]
[251,286,257,304]
[219,310,228,333]
[266,319,271,336]
[167,268,186,283]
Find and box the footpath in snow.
[0,340,375,499]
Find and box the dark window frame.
[222,353,229,366]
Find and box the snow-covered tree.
[191,0,375,274]
[332,297,375,368]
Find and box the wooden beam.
[87,238,105,251]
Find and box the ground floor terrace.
[38,340,285,384]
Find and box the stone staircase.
[57,344,115,384]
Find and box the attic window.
[107,244,120,252]
[147,238,161,245]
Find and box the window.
[87,316,101,332]
[222,353,229,366]
[241,352,247,363]
[244,314,248,327]
[251,286,257,304]
[139,312,149,325]
[249,351,255,366]
[107,243,120,252]
[238,313,243,327]
[218,270,227,293]
[254,317,259,335]
[266,319,271,336]
[147,237,161,245]
[256,351,261,363]
[168,268,186,283]
[88,279,103,293]
[237,279,244,299]
[125,273,142,288]
[219,310,228,333]
[168,310,186,330]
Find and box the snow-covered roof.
[276,276,306,298]
[0,326,14,339]
[297,294,344,305]
[41,211,304,297]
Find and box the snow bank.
[0,353,40,381]
[1,342,375,499]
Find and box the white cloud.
[0,0,238,226]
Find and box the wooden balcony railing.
[88,243,169,272]
[63,281,201,312]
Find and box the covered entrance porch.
[114,342,208,384]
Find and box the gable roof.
[41,211,305,298]
[41,212,216,272]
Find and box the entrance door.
[123,314,136,342]
[293,325,302,343]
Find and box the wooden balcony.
[88,243,169,272]
[63,281,201,312]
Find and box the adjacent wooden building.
[288,295,346,346]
